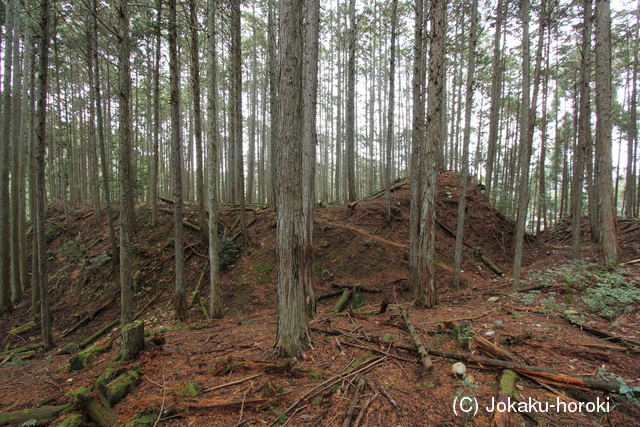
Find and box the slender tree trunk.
[572,0,593,260]
[36,0,53,350]
[247,3,258,204]
[169,0,187,321]
[268,0,278,208]
[92,0,118,264]
[301,0,319,318]
[10,8,23,304]
[416,0,445,308]
[118,0,134,326]
[452,0,478,289]
[0,0,17,316]
[150,0,162,226]
[594,0,619,266]
[274,0,309,358]
[409,0,425,294]
[624,5,639,218]
[207,0,222,319]
[385,0,398,222]
[346,0,357,203]
[485,0,505,200]
[189,0,208,242]
[86,16,101,226]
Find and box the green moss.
[52,413,85,427]
[177,380,201,398]
[68,346,106,372]
[122,410,156,427]
[106,365,141,405]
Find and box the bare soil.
[1,173,639,426]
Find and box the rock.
[488,296,500,302]
[484,330,496,336]
[452,362,466,378]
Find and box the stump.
[117,321,145,362]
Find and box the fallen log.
[7,321,36,336]
[334,289,353,313]
[0,403,74,426]
[563,316,640,350]
[400,308,433,371]
[188,261,209,309]
[493,370,519,427]
[343,376,366,427]
[474,247,503,276]
[63,291,120,338]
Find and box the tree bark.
[274,0,309,357]
[302,0,320,317]
[118,0,134,326]
[207,0,222,319]
[572,0,593,261]
[169,0,187,321]
[346,0,357,203]
[36,0,54,350]
[416,0,444,308]
[594,0,619,266]
[384,0,398,223]
[453,0,478,289]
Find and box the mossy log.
[334,289,352,312]
[493,370,519,427]
[7,320,36,335]
[117,321,145,362]
[0,403,73,426]
[68,387,116,427]
[122,409,156,427]
[104,365,141,406]
[68,346,107,372]
[52,413,86,427]
[188,261,209,309]
[400,308,433,372]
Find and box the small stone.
[488,296,500,302]
[452,362,466,378]
[484,330,495,336]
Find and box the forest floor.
[1,173,640,427]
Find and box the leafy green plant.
[582,278,640,319]
[597,366,640,406]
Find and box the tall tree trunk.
[10,8,23,304]
[345,0,357,203]
[452,0,478,289]
[247,2,258,204]
[624,4,639,218]
[0,0,17,316]
[189,0,208,242]
[485,0,505,200]
[594,0,619,266]
[150,0,162,226]
[274,0,309,358]
[268,0,278,208]
[301,0,319,318]
[169,0,188,321]
[416,0,445,308]
[207,0,222,319]
[385,0,398,222]
[572,0,593,260]
[118,0,134,326]
[36,0,53,350]
[409,0,425,294]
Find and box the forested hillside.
[0,0,639,425]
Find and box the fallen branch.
[0,403,73,426]
[203,373,262,393]
[334,289,353,313]
[63,291,120,338]
[564,316,640,350]
[424,307,499,325]
[343,376,366,427]
[283,357,387,416]
[400,308,433,371]
[188,261,209,309]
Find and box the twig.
[343,376,366,427]
[230,419,254,427]
[373,380,400,411]
[423,306,500,324]
[342,341,414,363]
[203,373,262,393]
[353,392,378,427]
[401,308,433,371]
[153,375,166,427]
